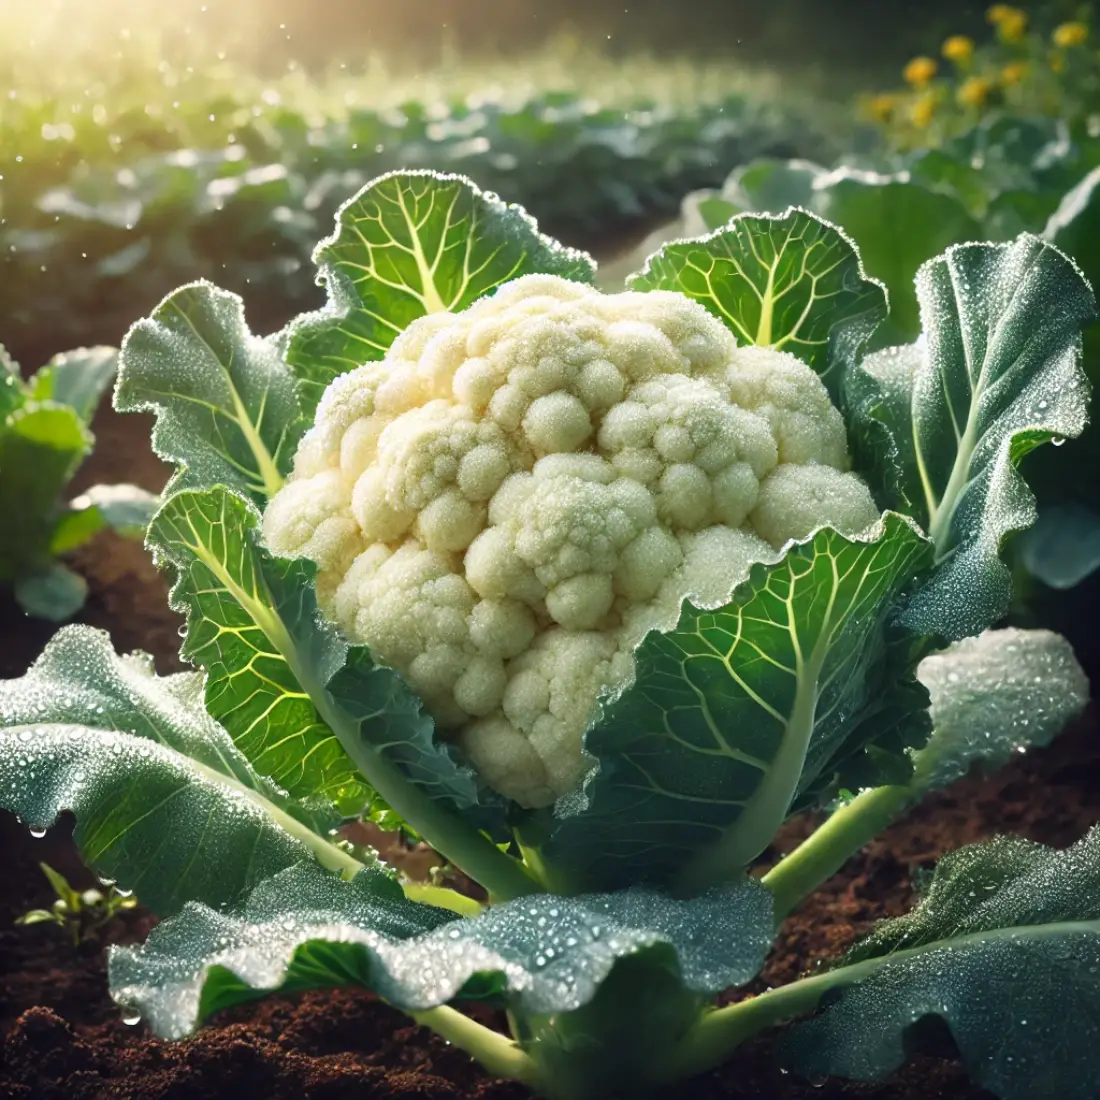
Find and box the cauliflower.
[264,275,879,808]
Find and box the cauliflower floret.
[264,274,881,808]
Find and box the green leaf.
[722,158,823,214]
[287,170,597,417]
[0,402,92,581]
[0,626,351,914]
[13,564,88,621]
[545,514,931,893]
[813,172,981,344]
[108,859,773,1039]
[911,627,1088,795]
[51,483,161,554]
[1016,504,1100,589]
[629,208,887,394]
[0,345,24,421]
[849,236,1097,639]
[781,829,1100,1100]
[115,282,305,504]
[28,346,118,423]
[149,486,486,824]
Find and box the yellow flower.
[904,56,939,87]
[912,93,937,128]
[996,9,1029,43]
[865,93,899,123]
[942,35,976,63]
[987,3,1022,24]
[1053,21,1089,48]
[958,76,994,108]
[1001,60,1029,85]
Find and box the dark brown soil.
[2,401,1099,1100]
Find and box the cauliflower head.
[264,275,879,808]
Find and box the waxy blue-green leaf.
[108,858,772,1039]
[1016,503,1100,589]
[0,402,91,584]
[782,829,1100,1100]
[287,170,597,417]
[848,236,1096,639]
[629,208,887,395]
[51,483,161,554]
[910,627,1088,795]
[115,282,305,503]
[0,626,353,915]
[28,345,118,423]
[13,565,88,621]
[545,514,931,893]
[149,485,487,824]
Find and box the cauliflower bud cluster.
[264,275,880,808]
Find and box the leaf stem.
[761,784,913,922]
[408,1005,540,1085]
[402,881,484,918]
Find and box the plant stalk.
[408,1005,540,1085]
[402,881,484,918]
[761,783,913,922]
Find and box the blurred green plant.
[0,345,159,619]
[16,862,138,948]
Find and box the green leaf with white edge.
[545,514,932,894]
[629,208,887,395]
[287,170,598,417]
[0,402,91,580]
[115,282,305,504]
[1016,504,1100,589]
[29,346,118,423]
[849,235,1096,639]
[108,858,773,1039]
[51,483,161,554]
[14,565,88,621]
[781,829,1100,1100]
[0,626,357,915]
[149,485,487,825]
[911,627,1088,796]
[721,158,824,216]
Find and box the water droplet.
[28,826,46,839]
[121,1010,141,1026]
[116,887,134,898]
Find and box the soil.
[2,389,1100,1100]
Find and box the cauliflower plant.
[264,275,879,807]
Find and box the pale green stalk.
[408,1005,540,1085]
[761,784,914,921]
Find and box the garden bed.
[2,404,1098,1100]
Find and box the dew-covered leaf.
[847,236,1096,639]
[287,171,597,417]
[545,515,931,893]
[149,486,487,824]
[0,402,91,583]
[28,346,118,423]
[115,282,305,503]
[630,208,887,393]
[0,626,349,914]
[781,830,1100,1100]
[911,627,1088,795]
[108,858,773,1039]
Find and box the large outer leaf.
[109,859,772,1039]
[545,515,931,893]
[782,830,1100,1100]
[910,627,1088,794]
[0,626,343,914]
[847,236,1096,639]
[630,209,887,395]
[0,402,91,581]
[28,345,118,423]
[149,486,486,823]
[115,282,305,503]
[287,171,597,416]
[813,171,982,345]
